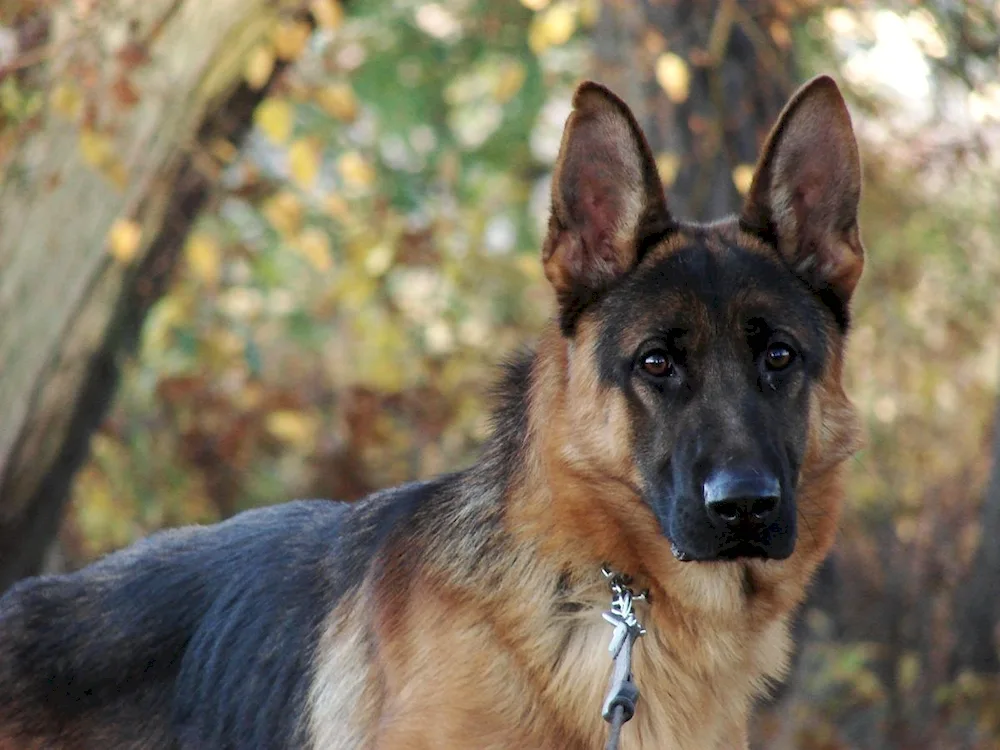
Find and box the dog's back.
[0,480,439,749]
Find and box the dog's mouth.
[670,540,772,563]
[714,541,771,560]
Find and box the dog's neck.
[496,325,670,602]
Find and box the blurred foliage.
[4,0,999,747]
[64,0,592,553]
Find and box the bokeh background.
[2,1,1000,747]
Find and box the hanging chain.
[600,565,647,750]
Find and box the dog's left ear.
[741,75,864,308]
[544,81,673,333]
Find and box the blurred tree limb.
[954,380,1000,675]
[0,0,310,592]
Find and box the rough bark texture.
[0,0,294,592]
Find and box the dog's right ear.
[543,82,674,334]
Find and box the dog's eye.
[764,342,795,371]
[641,350,674,378]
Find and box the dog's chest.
[544,610,788,750]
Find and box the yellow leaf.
[528,3,576,53]
[273,20,312,61]
[656,152,680,187]
[107,219,142,263]
[338,151,376,188]
[50,81,83,119]
[655,53,691,103]
[493,62,526,103]
[520,0,549,9]
[317,83,358,122]
[578,0,599,27]
[141,294,191,357]
[333,269,376,311]
[266,410,319,449]
[255,98,294,144]
[288,138,321,188]
[105,160,130,190]
[731,164,755,195]
[364,243,394,277]
[515,254,543,281]
[185,232,222,285]
[207,329,244,358]
[244,44,276,90]
[81,130,129,187]
[310,0,344,29]
[262,190,303,236]
[79,129,114,167]
[295,227,332,271]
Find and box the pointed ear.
[740,75,864,317]
[543,81,674,333]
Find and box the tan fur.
[308,591,381,750]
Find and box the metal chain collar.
[600,565,648,750]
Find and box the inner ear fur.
[543,81,674,334]
[740,75,864,319]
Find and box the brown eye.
[764,343,795,371]
[641,350,674,378]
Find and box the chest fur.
[540,608,793,750]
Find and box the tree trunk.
[0,0,300,592]
[592,0,798,220]
[953,389,1000,674]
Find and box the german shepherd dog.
[0,74,864,749]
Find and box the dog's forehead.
[598,227,828,353]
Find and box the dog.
[0,74,864,750]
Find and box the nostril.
[713,501,741,524]
[750,496,778,521]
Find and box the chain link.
[600,565,648,750]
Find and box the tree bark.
[0,0,298,592]
[953,388,1000,674]
[592,0,798,220]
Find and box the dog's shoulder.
[173,478,448,746]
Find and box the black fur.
[0,481,444,748]
[738,217,852,332]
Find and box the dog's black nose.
[703,469,781,529]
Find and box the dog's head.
[541,77,862,568]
